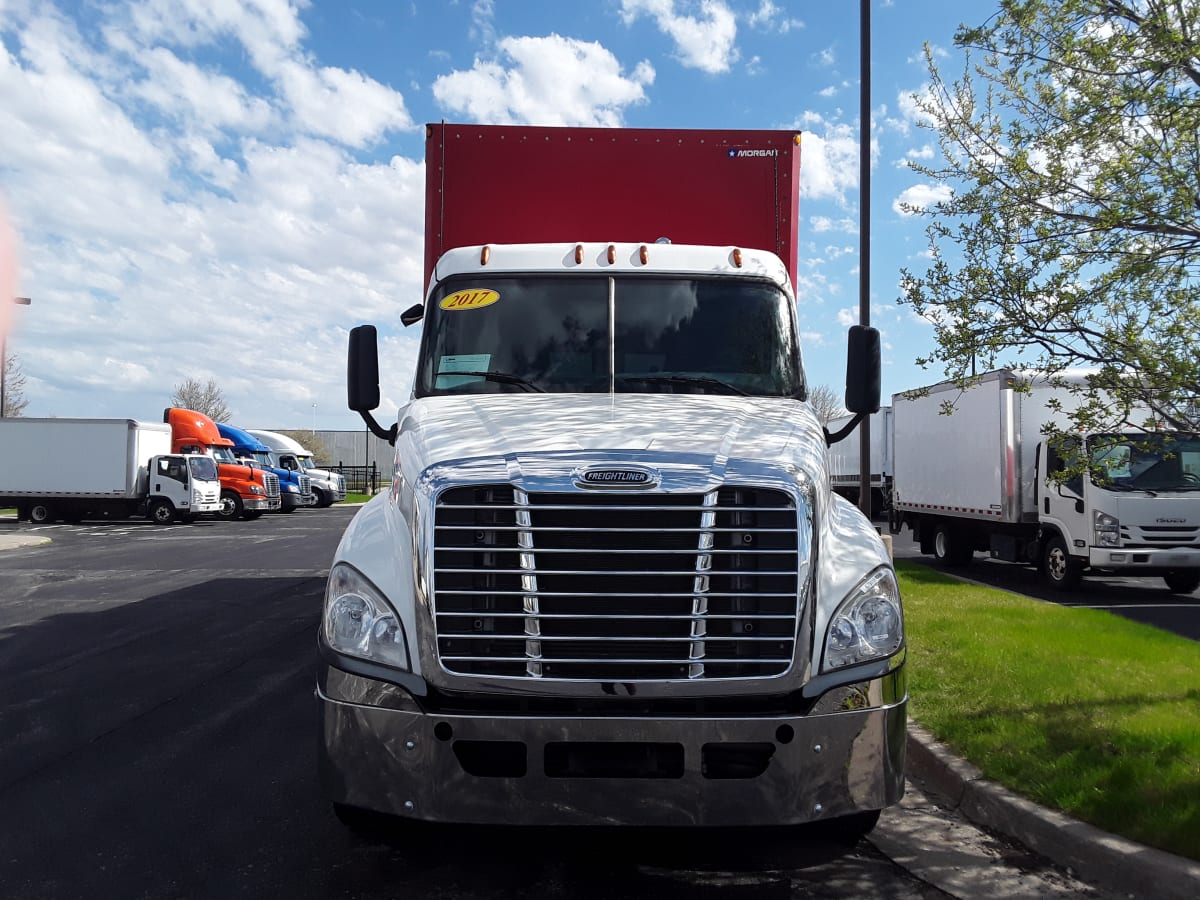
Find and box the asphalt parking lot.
[0,508,1134,899]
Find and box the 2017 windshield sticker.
[440,289,500,311]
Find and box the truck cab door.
[154,457,192,507]
[1039,439,1090,551]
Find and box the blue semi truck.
[217,423,315,513]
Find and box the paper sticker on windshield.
[436,353,491,388]
[440,289,500,311]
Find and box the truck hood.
[395,393,827,480]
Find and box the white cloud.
[619,0,739,74]
[0,2,423,425]
[892,183,953,215]
[836,308,856,327]
[432,35,654,126]
[809,215,858,235]
[813,46,835,67]
[746,1,803,33]
[793,113,865,204]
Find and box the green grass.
[897,560,1200,860]
[343,492,373,504]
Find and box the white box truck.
[890,370,1200,591]
[0,418,222,525]
[827,407,893,514]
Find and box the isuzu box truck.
[0,418,220,524]
[891,370,1200,591]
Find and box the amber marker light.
[480,245,491,266]
[639,244,649,265]
[606,244,616,264]
[732,248,743,268]
[575,244,584,264]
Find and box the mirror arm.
[357,410,398,446]
[824,411,866,447]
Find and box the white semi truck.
[0,418,221,525]
[247,429,346,507]
[318,124,906,837]
[827,407,893,514]
[890,370,1200,592]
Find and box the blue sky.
[0,0,996,429]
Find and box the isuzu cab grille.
[1119,523,1200,548]
[432,485,800,680]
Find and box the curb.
[0,533,52,551]
[907,722,1200,900]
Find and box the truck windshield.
[417,275,803,397]
[252,450,272,467]
[212,447,238,464]
[188,456,219,482]
[1089,433,1200,491]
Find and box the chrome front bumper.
[318,666,907,827]
[244,497,281,511]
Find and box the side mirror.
[401,303,424,327]
[347,324,399,445]
[844,325,881,415]
[348,325,382,412]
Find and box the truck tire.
[314,488,332,508]
[1163,571,1200,594]
[216,490,243,522]
[1041,535,1083,590]
[242,509,264,521]
[28,502,54,524]
[148,499,176,526]
[933,523,972,567]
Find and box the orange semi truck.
[164,408,281,520]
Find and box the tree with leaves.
[1,351,28,417]
[171,377,231,423]
[900,0,1200,434]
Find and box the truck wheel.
[1163,571,1200,594]
[216,490,242,521]
[28,502,54,524]
[1041,535,1082,590]
[314,488,332,508]
[933,523,972,567]
[241,509,264,521]
[148,499,176,525]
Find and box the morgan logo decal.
[727,148,778,158]
[440,289,500,311]
[576,466,659,489]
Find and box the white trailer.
[827,407,893,513]
[0,418,222,524]
[891,370,1200,592]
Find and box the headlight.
[823,566,904,672]
[324,564,410,670]
[249,484,264,495]
[1094,510,1120,547]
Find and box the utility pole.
[1,295,32,418]
[858,0,873,520]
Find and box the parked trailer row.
[2,410,348,526]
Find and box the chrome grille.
[263,472,280,499]
[433,485,800,680]
[299,475,311,495]
[1119,524,1200,548]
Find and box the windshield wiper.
[616,375,748,396]
[440,370,545,392]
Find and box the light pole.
[311,402,317,437]
[1,295,32,418]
